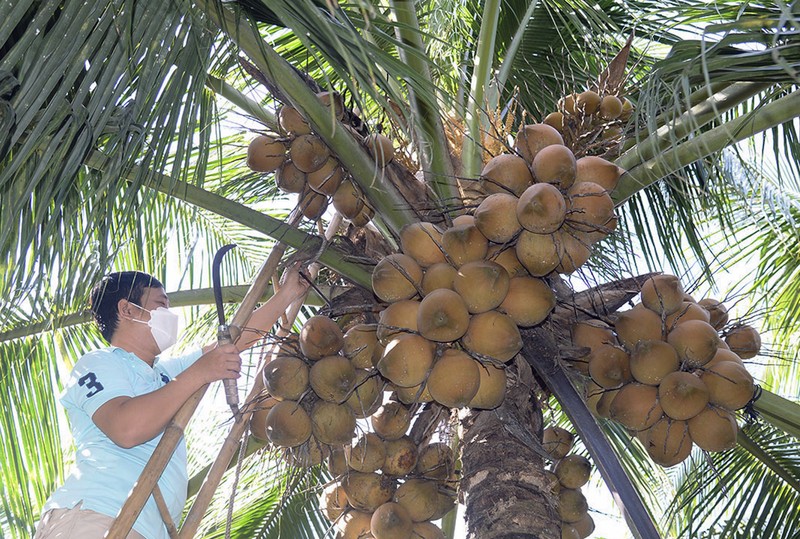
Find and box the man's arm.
[92,344,241,448]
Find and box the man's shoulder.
[73,347,128,369]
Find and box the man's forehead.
[142,286,169,303]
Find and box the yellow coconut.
[531,144,577,189]
[588,344,631,389]
[724,325,761,359]
[275,160,307,193]
[543,111,565,132]
[555,455,592,489]
[306,157,344,196]
[372,254,423,303]
[311,400,357,445]
[399,222,446,267]
[555,229,592,274]
[319,481,349,522]
[515,230,564,277]
[342,472,396,513]
[577,90,602,115]
[300,315,345,360]
[658,371,710,420]
[394,479,439,522]
[377,299,421,343]
[421,262,458,295]
[289,134,330,173]
[371,402,412,441]
[629,339,679,386]
[700,361,754,411]
[641,274,685,316]
[309,354,357,403]
[416,288,470,342]
[667,319,722,367]
[566,181,614,235]
[480,153,535,196]
[640,418,693,467]
[416,443,455,480]
[332,178,365,219]
[469,362,508,409]
[498,276,556,327]
[664,301,711,331]
[487,244,527,278]
[262,355,309,401]
[474,193,523,243]
[453,260,511,314]
[599,95,623,120]
[365,133,395,167]
[609,383,663,431]
[574,156,621,191]
[461,310,523,362]
[542,426,574,460]
[247,134,286,173]
[426,349,481,408]
[687,405,738,452]
[378,334,436,388]
[265,400,312,448]
[441,223,489,268]
[514,123,565,163]
[614,303,664,350]
[343,323,379,369]
[516,183,567,234]
[299,186,329,220]
[698,298,729,330]
[346,370,384,418]
[345,432,387,473]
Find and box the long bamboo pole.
[107,210,302,538]
[178,214,342,537]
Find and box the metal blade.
[212,244,237,326]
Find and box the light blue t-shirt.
[44,346,202,539]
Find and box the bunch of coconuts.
[542,89,634,151]
[542,426,596,539]
[572,274,761,467]
[247,316,455,538]
[245,91,395,225]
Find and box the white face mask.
[130,304,180,353]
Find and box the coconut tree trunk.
[460,356,560,539]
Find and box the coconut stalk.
[460,0,501,181]
[389,0,459,208]
[205,74,278,130]
[614,88,800,204]
[84,152,373,288]
[616,81,770,170]
[753,389,800,441]
[200,0,417,235]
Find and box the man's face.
[137,286,170,316]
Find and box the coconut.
[560,94,577,115]
[426,348,481,408]
[320,481,349,522]
[399,222,446,267]
[588,344,631,389]
[248,395,280,441]
[641,418,693,467]
[441,223,489,267]
[487,244,527,278]
[247,134,286,173]
[377,299,421,343]
[474,193,523,243]
[705,347,744,369]
[698,298,729,330]
[344,324,379,369]
[562,525,581,539]
[378,334,435,388]
[307,157,344,195]
[365,133,395,167]
[555,455,592,489]
[421,263,458,295]
[572,513,595,539]
[461,310,523,362]
[451,214,475,227]
[371,402,412,441]
[531,144,577,189]
[283,437,327,468]
[599,95,623,120]
[342,472,396,513]
[278,105,311,136]
[664,301,711,331]
[381,436,419,477]
[453,260,510,314]
[263,356,309,401]
[332,179,365,219]
[372,254,423,303]
[584,381,606,418]
[412,522,445,539]
[516,230,564,277]
[516,183,567,234]
[469,363,507,409]
[416,288,470,342]
[300,315,344,360]
[289,134,330,173]
[609,383,663,431]
[595,387,620,419]
[629,340,680,386]
[574,156,621,191]
[346,370,383,418]
[498,276,555,327]
[480,154,535,196]
[310,355,357,403]
[725,325,761,359]
[566,181,614,235]
[667,319,722,367]
[393,381,434,405]
[416,443,455,480]
[555,230,592,274]
[370,502,412,538]
[620,97,634,120]
[275,160,307,193]
[572,320,616,349]
[394,478,439,522]
[700,361,754,411]
[311,400,357,445]
[543,111,565,132]
[328,446,348,476]
[345,432,387,473]
[265,400,312,447]
[350,202,375,227]
[658,371,709,420]
[542,426,574,460]
[641,275,685,316]
[515,123,564,164]
[576,90,601,115]
[338,509,374,539]
[558,488,589,523]
[614,303,664,350]
[299,186,329,220]
[688,405,739,452]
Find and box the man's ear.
[117,298,136,320]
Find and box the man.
[34,266,308,538]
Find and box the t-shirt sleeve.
[66,350,135,418]
[158,348,203,379]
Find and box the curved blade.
[212,244,237,326]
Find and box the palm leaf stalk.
[614,89,800,204]
[200,0,417,235]
[460,0,501,180]
[206,75,278,130]
[753,390,800,441]
[494,0,540,93]
[389,0,459,206]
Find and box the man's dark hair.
[90,271,164,342]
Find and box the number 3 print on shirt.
[78,372,105,398]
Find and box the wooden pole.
[107,211,302,538]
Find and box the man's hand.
[190,343,241,384]
[278,262,311,298]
